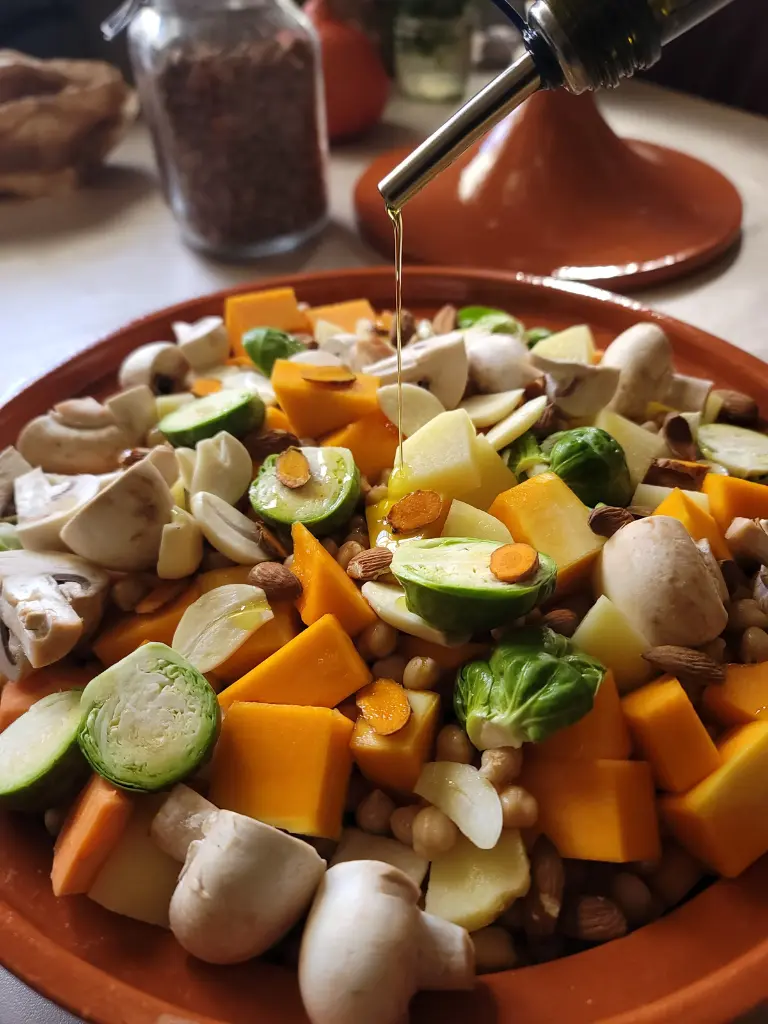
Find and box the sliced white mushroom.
[118,342,189,394]
[0,447,32,515]
[459,390,524,429]
[485,396,548,451]
[17,410,134,475]
[464,330,540,394]
[202,366,276,407]
[190,492,273,565]
[60,460,174,572]
[151,785,219,862]
[170,811,326,964]
[288,349,343,367]
[662,373,714,415]
[378,383,446,437]
[105,385,158,443]
[51,397,117,430]
[314,331,358,361]
[313,320,346,346]
[174,448,197,492]
[189,432,252,506]
[14,468,101,552]
[330,828,429,887]
[361,581,470,647]
[365,332,469,410]
[142,446,179,488]
[172,317,230,372]
[157,508,204,580]
[0,552,110,638]
[172,583,273,673]
[530,354,620,419]
[0,573,83,668]
[602,324,674,421]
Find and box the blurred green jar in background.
[394,0,474,102]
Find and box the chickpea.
[479,748,523,789]
[357,620,398,662]
[499,786,539,830]
[390,804,420,846]
[729,598,768,631]
[365,484,388,506]
[435,724,475,765]
[379,469,393,487]
[471,927,518,974]
[610,872,656,927]
[372,655,407,684]
[348,514,368,535]
[336,540,364,571]
[740,626,768,664]
[403,656,441,691]
[355,789,395,835]
[412,806,459,859]
[321,538,339,558]
[344,531,370,550]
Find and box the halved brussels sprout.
[543,427,632,508]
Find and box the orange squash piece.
[305,299,376,335]
[520,758,661,863]
[51,776,134,897]
[322,411,399,482]
[489,473,604,593]
[622,676,720,793]
[703,663,768,727]
[271,360,379,439]
[264,406,294,433]
[660,722,768,877]
[210,702,353,839]
[215,603,300,684]
[533,672,631,761]
[0,662,98,733]
[351,689,440,795]
[219,613,370,710]
[225,287,311,355]
[92,582,202,667]
[703,474,768,533]
[652,488,730,559]
[292,522,377,637]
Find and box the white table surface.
[1,76,768,1024]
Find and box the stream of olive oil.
[387,204,405,473]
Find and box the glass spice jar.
[127,0,330,259]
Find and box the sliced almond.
[276,448,311,489]
[386,490,443,533]
[490,543,539,584]
[347,547,394,582]
[299,364,357,386]
[432,304,458,335]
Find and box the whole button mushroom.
[17,398,135,475]
[602,323,674,421]
[299,860,475,1024]
[118,342,189,395]
[596,516,728,649]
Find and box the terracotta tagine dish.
[355,91,743,290]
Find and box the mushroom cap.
[602,324,673,421]
[14,468,102,552]
[530,354,620,418]
[118,342,188,393]
[169,811,325,964]
[465,331,540,395]
[17,415,134,475]
[597,515,728,648]
[366,331,469,410]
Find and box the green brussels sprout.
[454,627,606,750]
[543,426,633,508]
[502,431,549,479]
[525,327,553,348]
[0,523,21,550]
[242,327,307,376]
[456,306,523,337]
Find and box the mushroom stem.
[417,912,477,991]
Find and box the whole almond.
[642,645,726,686]
[523,836,565,939]
[243,429,301,461]
[347,547,394,582]
[541,608,580,638]
[432,304,458,335]
[248,562,302,600]
[714,388,759,427]
[389,308,417,345]
[643,458,708,491]
[562,896,627,943]
[662,413,698,461]
[588,505,635,538]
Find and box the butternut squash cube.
[660,722,768,877]
[210,702,353,839]
[520,758,660,863]
[571,595,652,693]
[652,488,730,560]
[703,474,768,533]
[622,676,721,793]
[533,672,631,761]
[215,603,300,684]
[219,613,370,710]
[92,583,202,667]
[703,663,768,727]
[322,411,399,482]
[366,496,449,552]
[292,522,377,637]
[225,287,310,355]
[489,473,604,593]
[351,689,440,794]
[264,406,294,433]
[305,299,377,335]
[271,360,379,439]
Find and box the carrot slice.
[191,378,223,397]
[51,776,134,897]
[386,491,443,533]
[490,543,540,584]
[356,679,412,736]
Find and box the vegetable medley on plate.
[4,285,768,1021]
